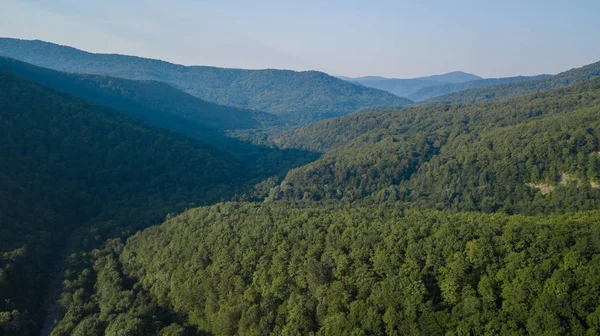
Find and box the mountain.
[345,78,447,99]
[3,38,600,336]
[270,77,600,213]
[0,67,262,334]
[417,71,482,83]
[0,38,413,124]
[48,75,600,335]
[0,57,280,138]
[408,74,551,101]
[422,60,600,105]
[341,75,390,82]
[0,57,280,134]
[340,71,482,99]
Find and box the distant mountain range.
[0,38,412,124]
[342,71,482,84]
[408,74,551,101]
[339,71,556,101]
[339,71,482,98]
[422,60,600,105]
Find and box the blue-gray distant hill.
[0,38,413,124]
[417,71,482,83]
[408,75,551,101]
[342,71,482,98]
[421,60,600,105]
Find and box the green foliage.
[0,38,413,124]
[0,57,319,181]
[406,106,600,214]
[0,56,281,133]
[51,240,194,336]
[0,68,250,334]
[268,78,600,213]
[58,202,600,335]
[2,38,600,336]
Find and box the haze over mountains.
[343,71,482,84]
[0,38,412,125]
[339,71,557,102]
[1,36,600,336]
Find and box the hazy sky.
[2,0,599,78]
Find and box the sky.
[1,0,599,78]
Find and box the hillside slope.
[0,57,280,134]
[0,38,413,124]
[53,203,600,335]
[0,68,252,334]
[271,78,600,213]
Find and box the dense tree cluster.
[268,79,600,213]
[55,203,600,335]
[0,69,252,334]
[51,239,194,336]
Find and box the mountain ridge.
[0,38,413,124]
[0,57,278,131]
[0,67,257,334]
[0,57,281,135]
[408,74,551,101]
[340,71,482,98]
[421,60,600,105]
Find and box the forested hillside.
[0,38,413,124]
[37,67,600,336]
[269,78,600,213]
[0,68,260,334]
[422,61,600,105]
[2,36,600,336]
[0,57,280,134]
[52,203,600,335]
[0,58,320,181]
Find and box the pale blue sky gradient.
[1,0,599,78]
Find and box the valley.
[0,30,599,335]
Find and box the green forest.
[0,37,600,336]
[0,68,257,334]
[0,39,413,125]
[53,203,600,335]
